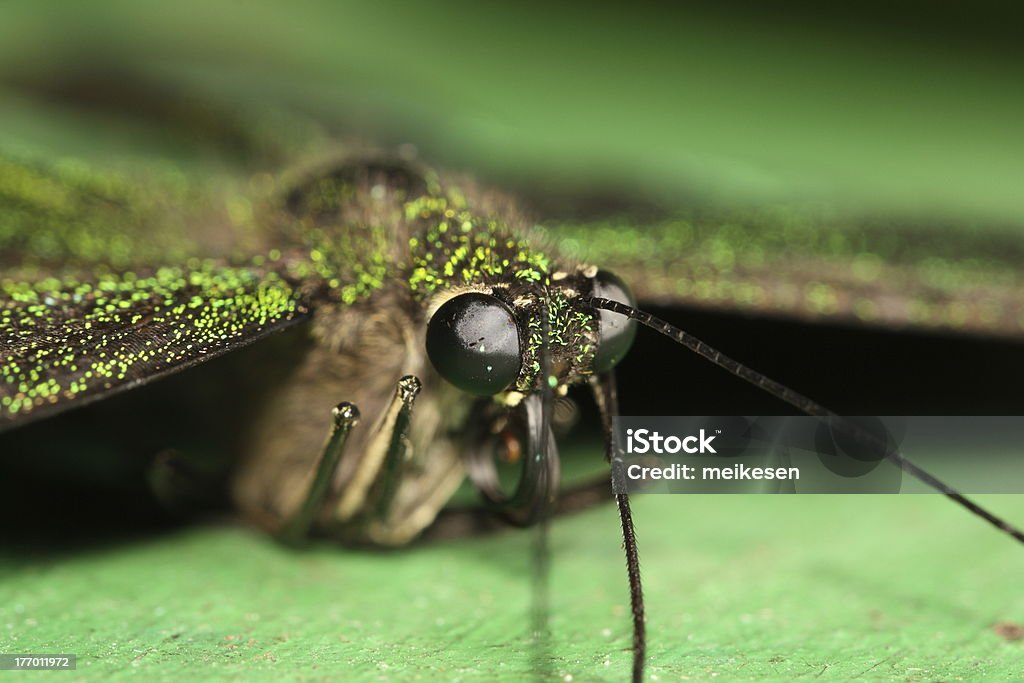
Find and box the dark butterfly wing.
[0,155,313,431]
[1,262,309,431]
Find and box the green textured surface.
[2,493,1023,682]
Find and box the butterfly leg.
[268,374,463,546]
[277,402,361,544]
[318,375,465,546]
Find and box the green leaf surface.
[3,493,1022,682]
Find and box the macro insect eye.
[592,269,638,373]
[426,293,522,396]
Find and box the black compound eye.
[426,293,522,396]
[592,269,638,373]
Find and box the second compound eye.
[591,269,638,374]
[426,293,522,396]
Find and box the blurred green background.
[2,2,1024,681]
[1,1,1023,224]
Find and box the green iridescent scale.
[0,155,306,423]
[1,261,306,422]
[404,195,551,299]
[0,154,569,424]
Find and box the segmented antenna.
[584,296,1024,546]
[592,372,646,683]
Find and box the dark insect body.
[3,152,1024,683]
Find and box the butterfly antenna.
[616,493,645,683]
[592,372,646,683]
[584,296,1024,546]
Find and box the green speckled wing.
[1,262,308,429]
[550,210,1024,338]
[0,156,313,430]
